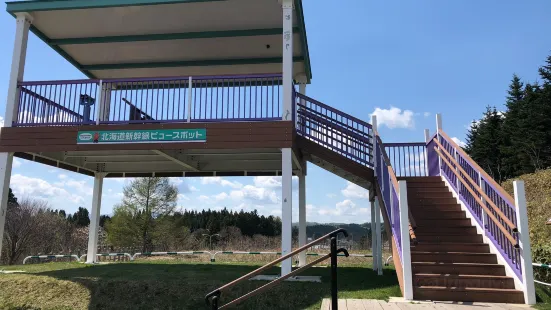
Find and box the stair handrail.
[438,131,516,206]
[205,228,349,309]
[432,137,518,232]
[375,134,418,240]
[433,143,519,247]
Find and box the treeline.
[465,54,551,182]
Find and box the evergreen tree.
[70,207,90,227]
[8,188,17,205]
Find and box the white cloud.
[319,199,357,216]
[58,174,68,180]
[423,112,430,118]
[190,186,199,192]
[11,174,85,204]
[201,177,243,189]
[0,116,4,127]
[326,193,336,198]
[12,158,22,168]
[171,178,184,186]
[54,177,93,196]
[371,106,415,129]
[177,194,190,202]
[451,137,467,148]
[253,176,282,188]
[230,185,279,204]
[341,182,368,199]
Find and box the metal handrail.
[205,228,349,309]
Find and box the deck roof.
[6,0,312,82]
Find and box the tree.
[99,215,111,227]
[8,188,17,205]
[465,107,507,182]
[69,207,90,227]
[115,177,178,252]
[2,198,50,264]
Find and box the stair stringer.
[440,175,524,293]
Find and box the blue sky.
[0,0,550,223]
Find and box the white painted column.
[435,114,443,175]
[5,13,32,126]
[370,199,377,272]
[298,173,307,267]
[281,0,294,120]
[424,129,430,176]
[399,180,413,300]
[375,198,383,275]
[86,173,105,263]
[513,181,536,305]
[0,13,32,259]
[281,148,293,275]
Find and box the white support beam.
[152,150,199,171]
[281,148,293,275]
[375,198,383,276]
[399,180,413,300]
[0,153,14,260]
[281,0,294,121]
[514,181,536,305]
[298,173,307,267]
[86,173,105,263]
[5,13,32,127]
[370,199,377,272]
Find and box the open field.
[0,259,400,310]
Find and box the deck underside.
[0,121,301,177]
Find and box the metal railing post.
[478,172,487,236]
[95,80,103,125]
[330,236,338,310]
[187,76,192,122]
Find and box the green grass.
[0,260,401,310]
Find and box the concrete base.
[250,275,322,283]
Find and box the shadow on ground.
[18,262,400,309]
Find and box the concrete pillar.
[5,13,32,126]
[375,198,383,275]
[86,173,105,263]
[370,199,377,272]
[0,13,32,259]
[298,173,307,267]
[281,148,293,275]
[514,181,536,305]
[281,0,294,121]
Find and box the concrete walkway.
[320,298,532,310]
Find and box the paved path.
[320,298,532,310]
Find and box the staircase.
[405,176,525,304]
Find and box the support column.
[514,181,536,305]
[399,181,413,300]
[0,13,32,259]
[435,114,443,175]
[86,173,105,263]
[370,199,377,272]
[281,148,293,275]
[298,173,306,267]
[375,198,383,275]
[281,0,294,120]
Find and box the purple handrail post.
[187,76,192,122]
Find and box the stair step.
[408,192,455,199]
[406,182,446,188]
[407,187,450,193]
[399,176,442,183]
[413,286,525,304]
[413,242,490,253]
[412,262,506,276]
[411,252,497,264]
[409,198,459,205]
[414,226,478,235]
[416,218,472,227]
[414,235,483,243]
[413,211,466,220]
[414,274,515,289]
[409,204,463,212]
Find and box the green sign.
[77,129,206,144]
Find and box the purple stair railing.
[431,130,522,280]
[384,142,427,177]
[294,92,374,167]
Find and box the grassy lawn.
[0,260,401,310]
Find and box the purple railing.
[376,136,402,261]
[295,93,374,167]
[435,131,522,280]
[384,142,427,177]
[14,74,282,126]
[16,80,99,126]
